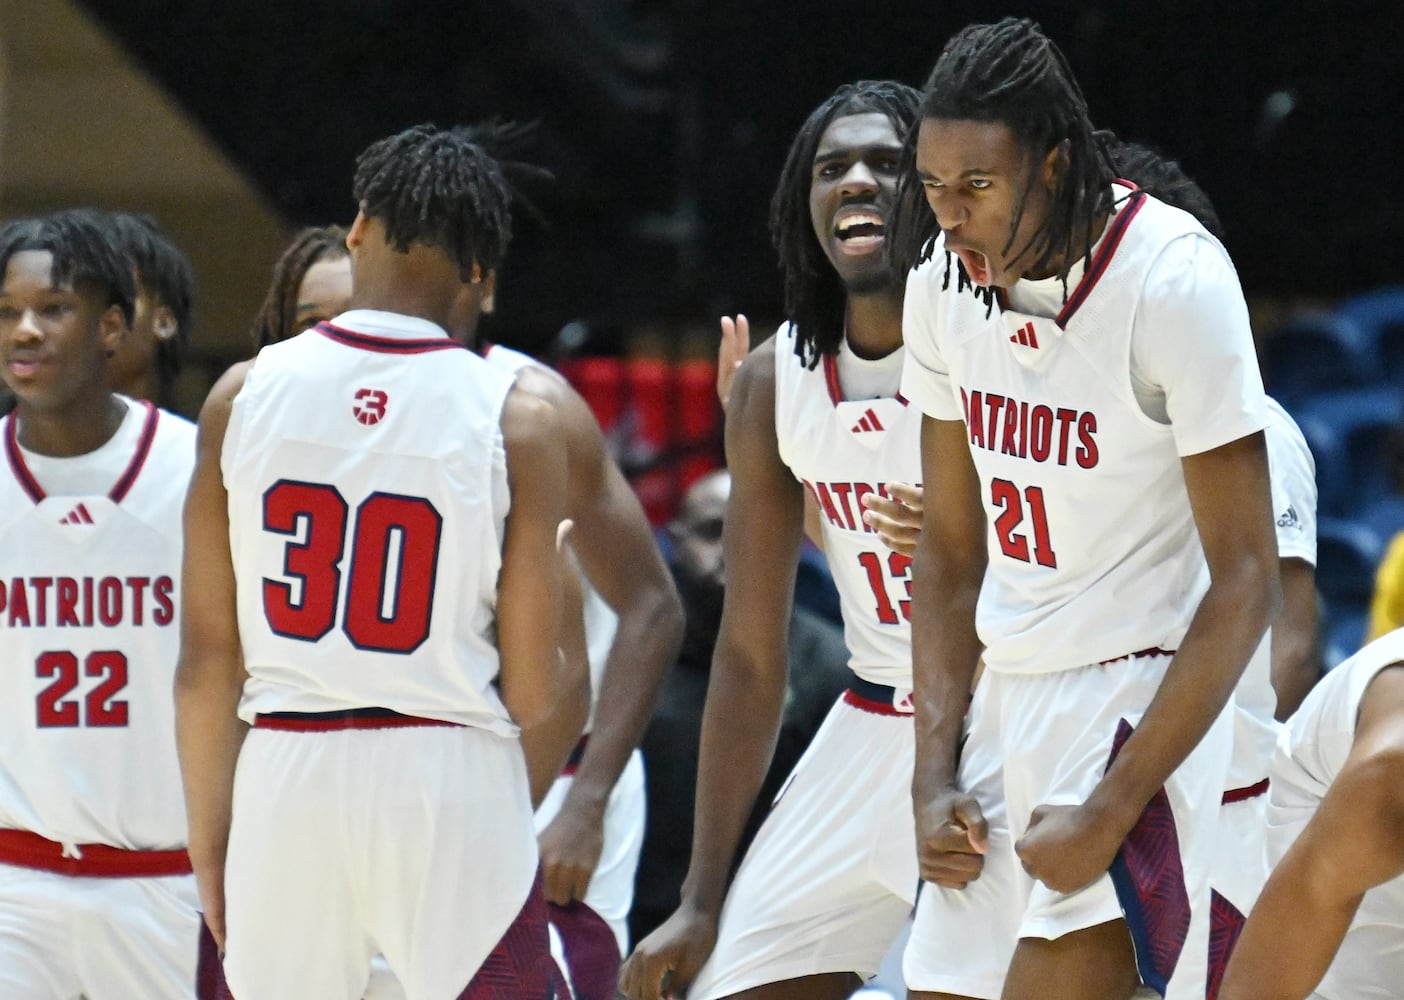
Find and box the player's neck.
[14,392,127,458]
[112,370,160,409]
[843,286,904,360]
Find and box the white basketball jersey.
[773,324,921,687]
[0,401,194,849]
[1227,399,1318,791]
[481,341,620,728]
[902,190,1268,674]
[224,310,517,733]
[1267,629,1404,997]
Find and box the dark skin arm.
[1016,432,1281,893]
[619,338,804,1000]
[1271,556,1321,720]
[1220,665,1404,1000]
[511,365,685,905]
[174,361,252,952]
[909,415,991,888]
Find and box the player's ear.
[99,303,126,359]
[1042,140,1068,191]
[346,210,369,252]
[480,269,497,315]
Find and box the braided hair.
[770,80,920,368]
[889,17,1115,303]
[351,124,517,284]
[250,225,349,350]
[106,212,195,388]
[1104,136,1224,240]
[0,209,136,327]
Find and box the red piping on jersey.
[316,321,467,355]
[3,401,159,506]
[1221,778,1269,805]
[820,353,911,409]
[4,416,43,503]
[108,402,159,503]
[1054,182,1146,330]
[0,829,192,878]
[253,708,462,732]
[1097,646,1176,667]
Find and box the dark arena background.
[1,0,1401,668]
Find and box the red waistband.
[1222,777,1269,805]
[0,829,191,878]
[842,686,914,717]
[1097,646,1177,667]
[254,708,462,732]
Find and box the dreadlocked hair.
[106,212,195,386]
[352,124,516,284]
[250,225,349,350]
[889,17,1115,307]
[770,80,919,368]
[0,209,136,327]
[1102,134,1225,240]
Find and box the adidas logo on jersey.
[1277,505,1300,530]
[58,503,95,526]
[1009,321,1040,349]
[850,408,885,435]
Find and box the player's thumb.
[955,797,989,854]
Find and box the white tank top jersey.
[901,186,1269,674]
[1266,629,1404,997]
[1227,398,1319,791]
[481,340,620,729]
[0,399,195,849]
[224,310,517,734]
[773,323,922,688]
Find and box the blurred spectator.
[629,469,850,943]
[1366,529,1404,641]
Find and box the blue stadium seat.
[1322,606,1369,671]
[1357,494,1404,543]
[1261,311,1374,407]
[1314,516,1386,608]
[1336,286,1404,378]
[795,540,842,627]
[1291,387,1404,516]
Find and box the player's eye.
[969,179,992,191]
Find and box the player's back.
[224,310,517,732]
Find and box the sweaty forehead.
[916,118,1027,176]
[814,112,902,162]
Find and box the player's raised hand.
[1014,802,1122,895]
[619,902,720,1000]
[861,481,924,556]
[717,314,750,413]
[915,786,988,888]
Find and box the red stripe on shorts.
[0,828,191,878]
[1221,777,1269,805]
[254,709,461,732]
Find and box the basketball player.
[892,18,1279,1000]
[103,212,196,411]
[620,79,923,1000]
[250,225,352,349]
[0,210,200,998]
[176,124,571,998]
[1218,631,1404,1000]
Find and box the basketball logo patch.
[353,388,388,426]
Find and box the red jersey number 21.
[991,479,1058,568]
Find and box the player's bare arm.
[173,359,253,951]
[1272,556,1320,720]
[1220,664,1404,1000]
[511,363,685,904]
[620,336,804,1000]
[520,539,593,808]
[910,415,990,889]
[1016,432,1280,894]
[498,386,571,730]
